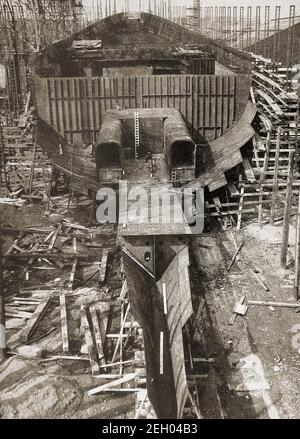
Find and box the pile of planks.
[0,116,50,198]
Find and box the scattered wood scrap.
[118,280,128,302]
[82,307,100,375]
[243,159,256,183]
[229,296,247,325]
[248,300,300,309]
[88,372,139,396]
[90,305,106,366]
[68,257,78,289]
[59,290,69,353]
[48,223,62,251]
[99,248,109,284]
[252,269,270,292]
[111,303,131,363]
[19,293,53,342]
[227,242,243,271]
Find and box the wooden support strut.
[258,130,271,226]
[293,190,300,300]
[59,290,69,353]
[270,128,281,225]
[227,242,243,271]
[68,257,78,290]
[111,303,130,363]
[48,223,62,251]
[82,307,100,375]
[236,184,244,230]
[281,150,295,269]
[99,249,109,284]
[19,293,53,343]
[90,305,106,365]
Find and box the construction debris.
[0,1,300,423]
[248,300,300,309]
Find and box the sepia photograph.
[0,0,299,424]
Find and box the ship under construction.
[0,1,300,420]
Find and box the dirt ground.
[0,197,137,419]
[190,221,300,419]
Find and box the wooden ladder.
[134,111,139,158]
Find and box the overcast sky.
[82,1,298,18]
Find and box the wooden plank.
[48,223,62,251]
[82,307,100,375]
[162,283,167,315]
[19,293,53,342]
[236,184,244,230]
[28,136,38,195]
[99,249,109,284]
[118,280,128,301]
[270,128,281,225]
[96,302,109,343]
[160,331,164,375]
[192,297,205,338]
[68,257,78,290]
[135,390,148,419]
[40,355,89,362]
[111,303,130,363]
[242,159,256,183]
[212,196,228,231]
[258,130,271,225]
[72,237,77,254]
[90,306,105,365]
[98,359,142,370]
[248,300,300,308]
[294,190,300,300]
[5,311,32,319]
[227,242,243,271]
[252,270,270,292]
[280,151,295,269]
[11,299,40,305]
[89,388,140,393]
[88,372,138,396]
[187,390,202,419]
[59,291,69,353]
[229,296,246,325]
[227,182,239,197]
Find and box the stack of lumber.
[0,123,50,197]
